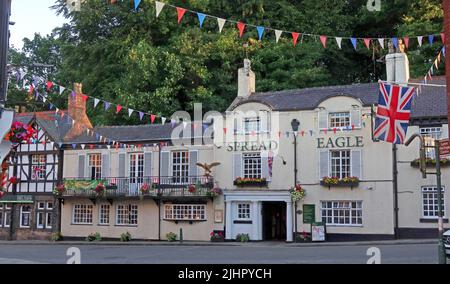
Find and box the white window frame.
[329,112,351,129]
[420,127,443,159]
[164,204,206,221]
[31,154,46,180]
[237,203,251,220]
[99,204,110,225]
[88,153,102,180]
[330,150,351,179]
[321,201,363,227]
[171,151,189,184]
[116,204,138,226]
[242,153,262,179]
[421,186,446,219]
[45,212,52,229]
[72,204,94,225]
[20,205,31,228]
[243,117,261,135]
[129,153,144,184]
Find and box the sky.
[9,0,68,49]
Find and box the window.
[237,203,251,220]
[88,154,102,180]
[172,151,189,184]
[243,153,261,179]
[116,204,138,225]
[330,150,351,179]
[164,204,206,221]
[99,204,110,225]
[72,204,93,224]
[244,117,261,134]
[129,153,144,184]
[321,201,363,226]
[31,155,46,180]
[0,204,11,228]
[420,127,443,159]
[329,112,351,129]
[37,201,53,229]
[20,205,31,228]
[422,186,446,218]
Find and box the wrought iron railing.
[61,176,214,198]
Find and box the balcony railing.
[61,176,214,198]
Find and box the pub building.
[2,48,449,242]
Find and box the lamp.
[290,119,300,241]
[291,119,300,132]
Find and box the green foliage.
[120,231,132,242]
[50,232,63,242]
[166,232,178,242]
[236,233,250,242]
[6,0,444,124]
[86,232,102,242]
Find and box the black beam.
[0,0,12,104]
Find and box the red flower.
[8,176,19,185]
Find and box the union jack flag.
[374,83,416,144]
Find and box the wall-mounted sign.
[227,141,278,152]
[317,136,364,149]
[0,194,34,204]
[214,210,223,223]
[302,204,316,224]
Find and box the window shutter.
[189,150,198,182]
[351,149,362,179]
[261,152,270,181]
[160,151,170,177]
[260,112,270,134]
[118,153,126,178]
[233,153,242,180]
[78,154,86,178]
[350,109,362,129]
[319,150,329,179]
[144,152,152,177]
[101,153,110,178]
[318,110,329,130]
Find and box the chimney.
[386,39,410,85]
[237,59,256,98]
[64,83,93,141]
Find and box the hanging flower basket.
[140,183,151,195]
[206,187,223,198]
[290,184,306,202]
[4,121,36,144]
[95,183,106,196]
[53,184,66,197]
[188,184,197,194]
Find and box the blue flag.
[134,0,141,11]
[257,26,265,40]
[350,38,357,50]
[392,37,398,50]
[428,35,434,45]
[197,13,206,28]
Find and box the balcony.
[60,176,215,200]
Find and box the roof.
[230,77,448,121]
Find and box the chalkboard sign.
[302,204,315,224]
[311,222,326,242]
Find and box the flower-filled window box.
[320,176,359,189]
[233,177,268,187]
[410,158,450,168]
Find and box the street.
[0,243,445,264]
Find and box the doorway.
[262,202,286,240]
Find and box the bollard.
[179,228,183,243]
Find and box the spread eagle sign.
[374,82,416,144]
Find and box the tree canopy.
[7,0,445,125]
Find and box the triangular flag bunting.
[139,112,145,121]
[150,114,156,124]
[441,33,445,44]
[217,18,226,33]
[237,22,246,38]
[81,94,88,102]
[257,26,265,40]
[392,37,398,50]
[350,38,357,50]
[197,13,206,28]
[403,37,409,49]
[320,35,327,48]
[134,0,141,11]
[378,38,385,49]
[59,86,65,95]
[292,32,300,47]
[275,30,282,43]
[128,108,134,117]
[155,1,165,17]
[176,7,186,24]
[161,117,167,124]
[335,37,342,49]
[104,102,111,111]
[46,81,53,91]
[363,38,371,49]
[428,35,434,45]
[28,85,34,96]
[116,105,122,114]
[94,98,100,108]
[417,36,423,47]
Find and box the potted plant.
[188,184,196,194]
[210,231,225,242]
[233,177,268,187]
[140,183,150,195]
[53,184,66,197]
[95,183,106,196]
[295,231,311,243]
[4,121,36,144]
[166,232,177,242]
[206,187,223,198]
[290,184,306,202]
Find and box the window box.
[233,178,268,187]
[410,158,450,168]
[320,177,359,189]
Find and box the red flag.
[223,128,227,134]
[403,37,409,49]
[89,144,94,150]
[237,22,246,38]
[320,35,327,48]
[176,7,186,24]
[363,38,371,49]
[46,81,53,91]
[28,85,34,95]
[292,32,300,47]
[150,114,156,124]
[81,94,88,102]
[116,105,122,114]
[441,33,445,44]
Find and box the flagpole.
[444,0,450,137]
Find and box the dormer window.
[329,112,351,129]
